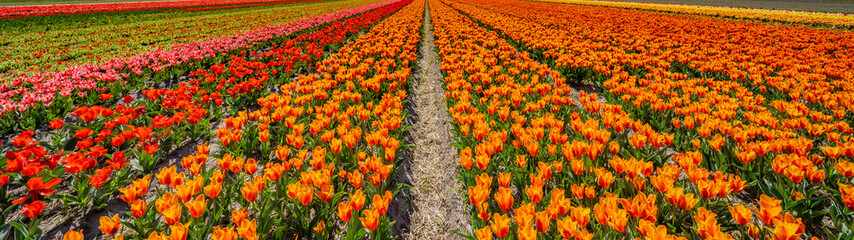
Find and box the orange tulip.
[497,172,511,188]
[63,230,83,240]
[204,181,222,199]
[338,202,353,222]
[241,181,259,202]
[519,223,536,240]
[275,145,290,161]
[629,134,646,148]
[575,229,593,240]
[585,186,596,199]
[162,204,181,225]
[475,226,492,240]
[476,172,493,189]
[516,154,528,168]
[534,210,550,233]
[757,194,783,225]
[495,187,514,212]
[176,184,194,203]
[314,220,326,234]
[155,166,185,189]
[372,191,392,216]
[771,219,802,240]
[475,154,490,170]
[594,168,614,188]
[569,206,591,227]
[289,182,314,206]
[170,222,190,240]
[524,185,543,204]
[557,216,576,239]
[345,190,364,211]
[570,159,584,175]
[144,231,166,240]
[131,200,147,218]
[360,208,379,231]
[237,219,257,240]
[747,224,761,238]
[99,214,121,235]
[836,159,854,178]
[231,208,248,225]
[665,187,699,210]
[187,195,206,219]
[468,184,490,206]
[212,226,238,240]
[477,202,490,221]
[694,207,724,239]
[728,204,752,225]
[491,213,511,238]
[806,166,825,183]
[840,183,854,211]
[609,209,628,232]
[244,158,257,175]
[155,192,179,214]
[459,147,473,170]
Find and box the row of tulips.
[178,0,324,12]
[446,0,854,102]
[0,0,413,238]
[536,0,854,28]
[447,0,854,180]
[64,0,423,239]
[0,0,362,82]
[431,0,815,239]
[443,0,854,239]
[0,0,304,19]
[0,0,398,134]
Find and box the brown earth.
[398,1,470,239]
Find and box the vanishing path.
[402,1,468,239]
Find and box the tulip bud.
[748,224,760,238]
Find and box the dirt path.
[401,1,468,239]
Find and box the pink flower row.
[180,0,324,12]
[2,0,297,19]
[0,0,402,116]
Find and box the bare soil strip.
[400,1,468,239]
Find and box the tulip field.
[1,0,853,239]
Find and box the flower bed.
[0,0,413,238]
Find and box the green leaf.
[7,222,26,238]
[123,220,142,235]
[273,225,289,240]
[454,230,477,240]
[0,224,10,240]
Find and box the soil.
[398,2,470,239]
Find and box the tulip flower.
[21,200,45,218]
[338,202,353,222]
[475,227,492,240]
[99,214,121,235]
[13,177,61,204]
[63,230,83,240]
[360,208,379,231]
[187,195,206,218]
[728,204,752,225]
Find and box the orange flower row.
[433,0,821,239]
